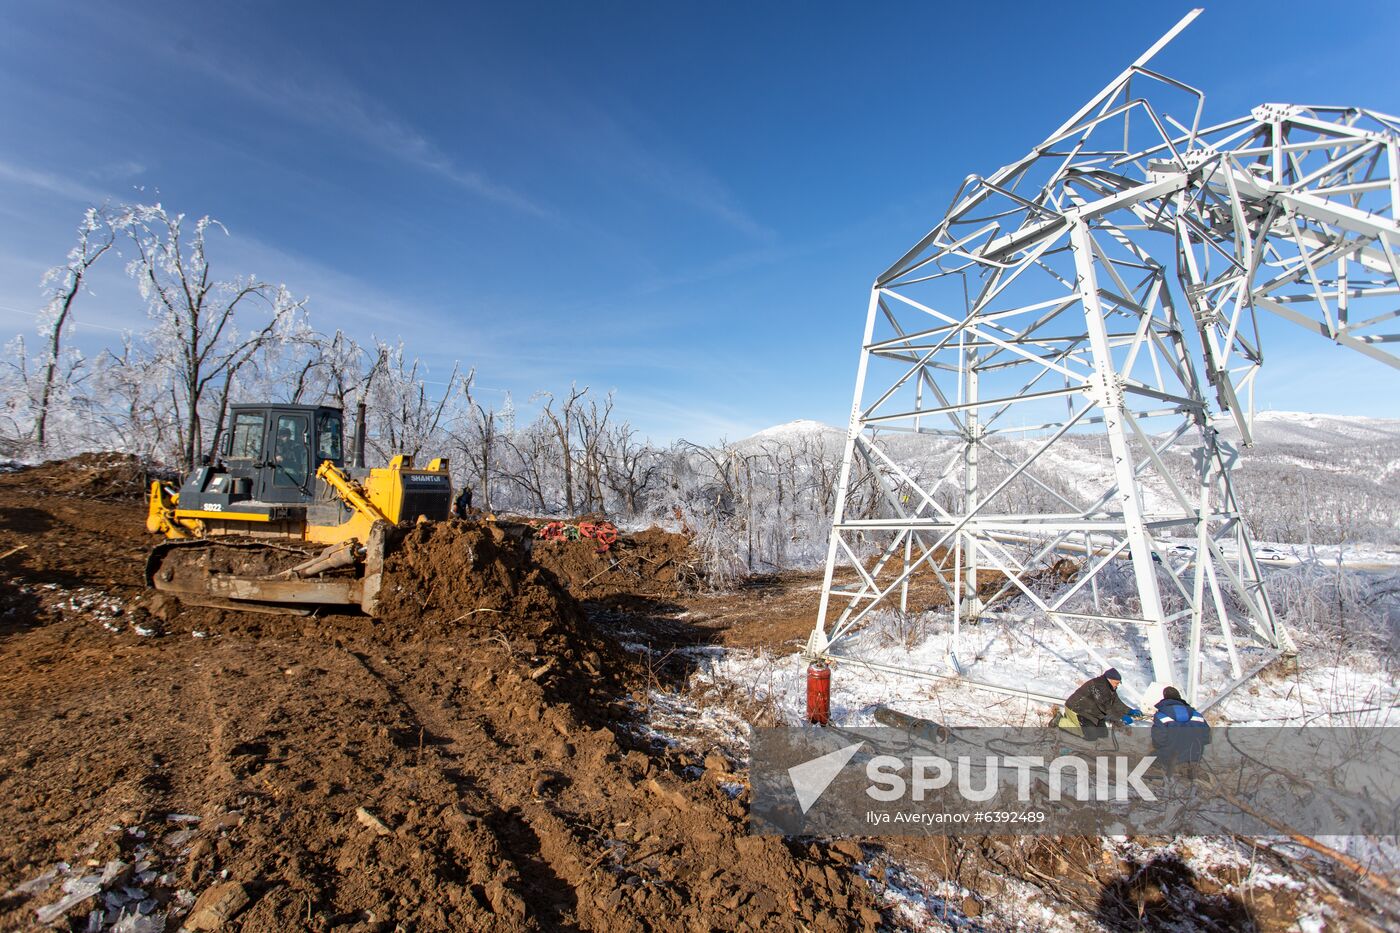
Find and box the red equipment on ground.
[806,661,831,725]
[531,520,620,553]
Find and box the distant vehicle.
[1168,544,1195,557]
[1255,545,1288,562]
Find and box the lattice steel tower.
[808,9,1400,708]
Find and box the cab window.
[272,414,309,488]
[229,412,264,460]
[317,412,343,465]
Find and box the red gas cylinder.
[806,661,831,725]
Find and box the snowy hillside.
[1217,412,1400,545]
[744,411,1400,548]
[1220,410,1400,448]
[742,419,844,443]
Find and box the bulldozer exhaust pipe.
[354,400,367,469]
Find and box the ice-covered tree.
[34,207,116,451]
[118,204,306,469]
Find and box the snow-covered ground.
[689,644,1398,732]
[639,628,1397,931]
[636,619,1398,931]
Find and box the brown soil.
[0,459,884,932]
[659,571,825,652]
[649,553,1076,656]
[529,527,698,601]
[2,452,151,501]
[377,521,586,638]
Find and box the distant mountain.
[731,412,1400,546]
[1215,410,1400,448]
[742,420,845,444]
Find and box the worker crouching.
[1057,667,1141,741]
[1150,686,1211,780]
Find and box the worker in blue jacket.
[1150,686,1211,777]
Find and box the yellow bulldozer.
[145,402,453,614]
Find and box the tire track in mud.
[346,645,602,931]
[340,639,889,933]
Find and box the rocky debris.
[22,855,169,931]
[111,911,165,932]
[33,874,101,924]
[2,809,242,932]
[5,861,67,897]
[354,807,392,837]
[1,582,130,633]
[184,880,250,930]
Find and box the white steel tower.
[808,10,1400,708]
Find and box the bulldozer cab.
[222,404,344,504]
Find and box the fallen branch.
[580,560,622,588]
[1220,789,1397,893]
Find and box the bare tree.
[35,207,115,451]
[603,422,662,513]
[90,338,169,458]
[363,340,459,462]
[119,204,306,469]
[452,368,503,511]
[573,391,615,513]
[316,331,369,410]
[499,420,552,511]
[537,384,588,515]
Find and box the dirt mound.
[0,451,151,500]
[0,619,883,933]
[376,520,583,636]
[370,521,638,710]
[531,526,699,600]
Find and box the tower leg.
[1072,220,1176,688]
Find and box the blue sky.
[1,1,1398,442]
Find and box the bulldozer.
[145,402,452,615]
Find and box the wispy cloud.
[0,159,109,205]
[216,230,438,337]
[540,96,773,241]
[617,392,765,445]
[91,160,146,182]
[175,52,552,219]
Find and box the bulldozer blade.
[166,594,313,616]
[147,538,366,614]
[169,574,362,604]
[359,521,389,615]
